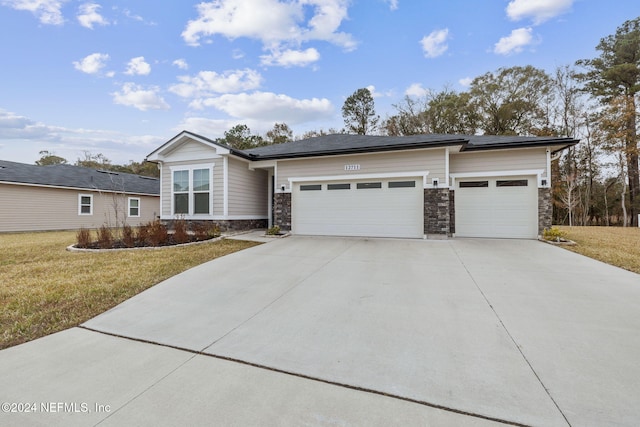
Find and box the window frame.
[170,164,214,218]
[78,194,93,216]
[128,197,141,218]
[459,181,489,188]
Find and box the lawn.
[0,231,260,350]
[558,226,640,274]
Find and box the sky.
[0,0,638,165]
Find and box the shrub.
[96,225,114,249]
[173,218,190,244]
[193,222,220,240]
[76,227,92,248]
[543,226,567,242]
[122,224,135,248]
[266,225,281,235]
[147,219,168,246]
[136,223,150,246]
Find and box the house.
[146,131,578,239]
[0,160,160,233]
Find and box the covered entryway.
[291,177,423,238]
[454,175,538,239]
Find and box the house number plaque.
[344,164,360,171]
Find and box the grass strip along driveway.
[559,226,640,274]
[0,231,259,350]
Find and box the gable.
[146,131,231,163]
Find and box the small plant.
[96,225,114,249]
[122,224,135,248]
[76,227,92,248]
[543,226,567,242]
[193,222,220,240]
[266,225,281,235]
[136,223,150,246]
[173,218,190,244]
[147,219,168,246]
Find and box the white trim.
[449,169,545,188]
[287,171,430,190]
[248,159,277,170]
[445,147,450,188]
[169,163,215,217]
[158,163,164,216]
[160,215,267,221]
[147,131,230,161]
[545,148,551,188]
[128,197,141,218]
[0,180,158,197]
[78,193,93,216]
[268,170,273,227]
[223,156,229,217]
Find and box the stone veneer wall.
[273,192,292,231]
[163,219,267,232]
[538,187,552,236]
[449,190,455,234]
[424,188,451,236]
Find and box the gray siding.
[228,157,268,217]
[450,148,547,176]
[276,149,446,189]
[0,183,158,233]
[160,158,222,217]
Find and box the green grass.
[558,226,640,274]
[0,231,260,350]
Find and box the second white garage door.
[455,176,538,239]
[292,178,423,238]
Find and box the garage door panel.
[292,178,423,238]
[455,176,537,239]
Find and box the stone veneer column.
[273,192,292,231]
[538,187,552,236]
[424,188,451,236]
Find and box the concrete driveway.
[1,236,639,426]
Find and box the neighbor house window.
[171,166,213,216]
[78,194,93,215]
[128,198,140,217]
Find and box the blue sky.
[0,0,638,165]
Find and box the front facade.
[0,161,160,233]
[147,132,577,239]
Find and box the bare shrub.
[147,220,168,246]
[136,223,150,246]
[76,227,92,248]
[173,218,190,244]
[122,224,135,247]
[193,222,220,240]
[96,225,114,249]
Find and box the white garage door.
[455,176,538,239]
[292,178,423,238]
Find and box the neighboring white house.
[0,160,160,233]
[146,131,578,239]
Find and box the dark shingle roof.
[242,133,578,160]
[0,160,159,195]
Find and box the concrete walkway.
[1,237,639,426]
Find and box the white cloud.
[172,59,189,70]
[458,77,473,87]
[260,48,320,67]
[192,91,334,124]
[506,0,573,25]
[181,0,356,65]
[405,83,429,97]
[77,3,108,29]
[1,0,66,25]
[124,56,151,76]
[385,0,398,11]
[112,83,169,111]
[365,85,393,98]
[494,27,534,55]
[232,49,245,59]
[169,69,263,99]
[73,53,110,75]
[0,108,165,164]
[420,28,449,58]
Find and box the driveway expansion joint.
[78,326,529,427]
[450,243,572,427]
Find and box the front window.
[78,194,93,215]
[128,198,140,217]
[172,167,212,216]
